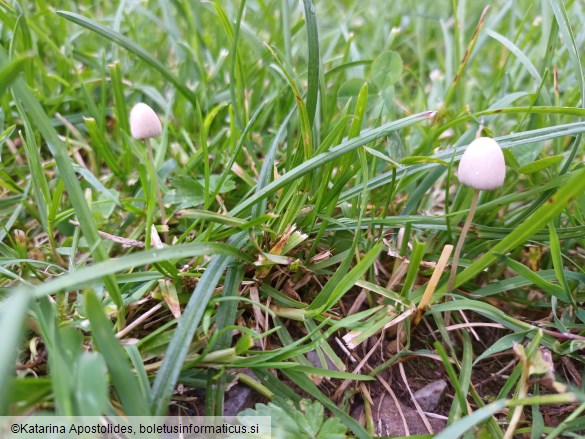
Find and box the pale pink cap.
[457,137,506,190]
[130,103,162,139]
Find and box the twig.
[116,303,163,339]
[69,220,144,248]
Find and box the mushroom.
[130,102,162,140]
[129,102,167,242]
[447,137,506,292]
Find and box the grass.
[2,0,585,437]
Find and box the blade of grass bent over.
[31,242,248,299]
[56,10,198,106]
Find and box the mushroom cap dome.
[130,103,162,140]
[457,137,506,190]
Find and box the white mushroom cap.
[457,137,506,190]
[130,103,162,140]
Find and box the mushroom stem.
[145,138,168,241]
[447,189,480,293]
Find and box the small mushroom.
[457,137,505,190]
[130,102,162,140]
[129,102,167,242]
[447,137,506,292]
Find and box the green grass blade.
[108,61,130,134]
[230,0,246,128]
[547,222,572,304]
[230,111,435,216]
[0,55,29,97]
[470,269,585,297]
[13,99,51,233]
[286,365,374,381]
[502,256,568,301]
[0,291,31,414]
[264,43,313,161]
[85,291,150,415]
[212,102,266,202]
[252,369,301,403]
[74,352,108,415]
[400,239,426,298]
[125,344,151,403]
[434,400,506,439]
[215,264,245,350]
[549,0,584,171]
[435,341,468,418]
[473,331,529,366]
[29,242,249,298]
[486,30,542,85]
[33,299,77,416]
[84,117,122,177]
[429,301,541,345]
[56,10,198,106]
[150,232,248,415]
[302,0,320,126]
[252,108,294,220]
[309,243,382,314]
